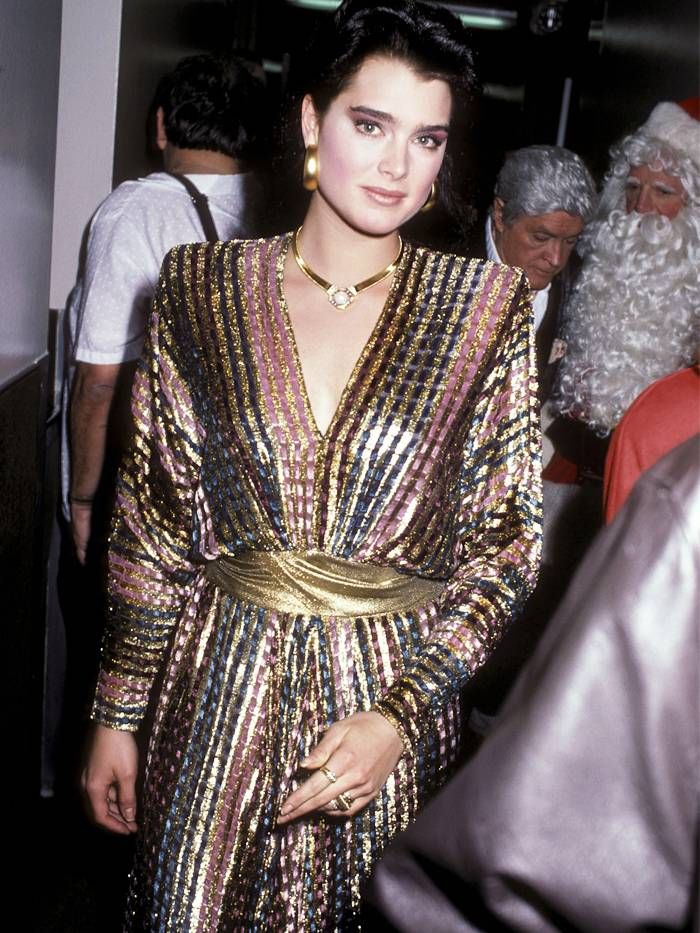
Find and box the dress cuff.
[90,669,149,732]
[372,694,421,756]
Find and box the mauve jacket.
[368,434,700,933]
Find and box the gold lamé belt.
[204,550,443,619]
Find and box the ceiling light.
[285,1,516,30]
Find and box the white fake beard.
[553,207,700,434]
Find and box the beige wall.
[49,0,123,311]
[0,0,62,386]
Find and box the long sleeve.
[374,285,542,750]
[91,247,205,731]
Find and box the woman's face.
[302,56,452,236]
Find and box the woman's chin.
[344,207,419,239]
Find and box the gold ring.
[320,766,338,784]
[335,792,353,812]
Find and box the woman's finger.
[278,770,348,821]
[278,770,332,818]
[279,730,352,817]
[279,757,366,823]
[321,790,373,819]
[107,797,121,818]
[116,772,138,827]
[300,723,346,770]
[84,778,134,835]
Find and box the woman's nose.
[379,140,409,179]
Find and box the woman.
[83,1,542,929]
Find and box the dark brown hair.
[277,1,480,242]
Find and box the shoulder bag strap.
[166,172,219,243]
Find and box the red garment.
[679,97,700,119]
[542,449,579,484]
[603,367,700,522]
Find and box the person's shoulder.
[639,366,700,403]
[413,243,504,273]
[88,173,178,235]
[97,172,169,208]
[618,366,700,428]
[161,234,285,271]
[414,245,527,293]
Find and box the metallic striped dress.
[91,234,542,932]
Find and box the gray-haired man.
[460,146,597,728]
[486,145,596,403]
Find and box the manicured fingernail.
[124,807,135,820]
[280,805,291,816]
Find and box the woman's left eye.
[415,135,443,149]
[355,120,381,135]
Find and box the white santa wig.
[553,103,700,434]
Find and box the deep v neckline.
[274,233,408,442]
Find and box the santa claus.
[552,100,700,440]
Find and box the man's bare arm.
[69,361,121,564]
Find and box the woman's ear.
[301,95,321,148]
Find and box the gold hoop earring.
[303,145,319,191]
[420,181,438,213]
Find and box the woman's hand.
[278,711,404,823]
[81,724,139,835]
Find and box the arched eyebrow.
[349,105,449,133]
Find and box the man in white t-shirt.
[66,53,266,562]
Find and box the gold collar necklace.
[292,226,403,311]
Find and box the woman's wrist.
[372,705,411,757]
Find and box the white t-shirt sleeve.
[73,192,156,364]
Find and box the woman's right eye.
[355,120,381,135]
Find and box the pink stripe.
[253,239,316,541]
[262,242,314,540]
[242,242,281,434]
[262,241,315,445]
[360,264,514,555]
[199,617,277,926]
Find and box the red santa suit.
[604,365,700,522]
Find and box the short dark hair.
[153,54,266,159]
[282,0,479,234]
